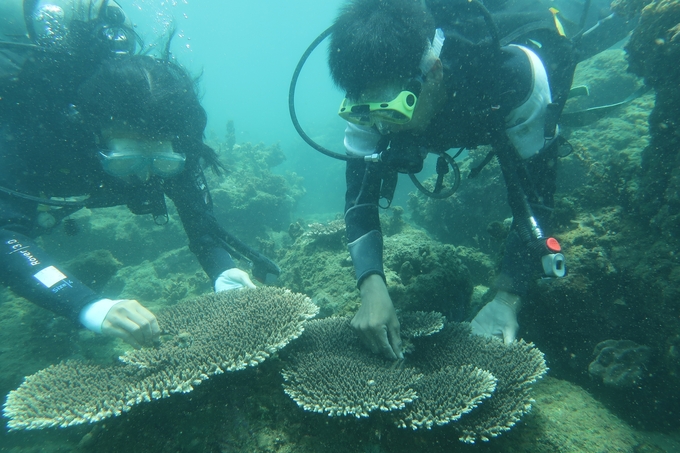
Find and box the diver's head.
[330,0,446,135]
[76,55,221,183]
[333,0,446,135]
[328,0,435,100]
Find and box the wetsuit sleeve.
[163,165,236,283]
[344,159,383,242]
[0,226,100,323]
[488,45,563,295]
[344,155,385,288]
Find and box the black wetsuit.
[0,122,235,324]
[344,0,579,296]
[344,46,558,296]
[344,0,634,295]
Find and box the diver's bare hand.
[351,274,403,360]
[101,300,160,348]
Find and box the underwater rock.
[383,229,474,317]
[278,226,479,319]
[300,219,346,248]
[208,141,305,243]
[625,0,680,241]
[588,339,652,388]
[277,220,357,316]
[63,249,122,293]
[407,149,510,254]
[288,221,304,240]
[611,0,654,17]
[502,377,642,452]
[381,206,406,236]
[625,0,680,88]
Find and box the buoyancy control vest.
[408,0,578,153]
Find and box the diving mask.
[337,29,445,128]
[98,138,186,178]
[338,89,418,127]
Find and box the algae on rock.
[278,222,478,319]
[207,140,306,244]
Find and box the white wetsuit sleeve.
[504,45,558,159]
[79,298,120,333]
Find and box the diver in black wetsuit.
[327,0,636,359]
[0,1,258,348]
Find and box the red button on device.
[546,237,561,252]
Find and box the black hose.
[0,185,90,207]
[578,0,593,32]
[408,153,461,199]
[470,0,501,49]
[288,25,362,162]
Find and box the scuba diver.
[309,0,637,359]
[0,0,279,348]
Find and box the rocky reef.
[625,0,680,239]
[207,138,306,244]
[521,40,680,428]
[277,217,479,320]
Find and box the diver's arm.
[344,123,385,285]
[468,47,557,343]
[344,156,402,360]
[0,222,159,345]
[163,165,237,282]
[165,168,255,291]
[344,123,385,287]
[0,226,100,322]
[343,123,403,359]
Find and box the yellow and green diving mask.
[337,28,445,129]
[338,89,419,127]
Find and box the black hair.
[328,0,435,99]
[76,55,223,173]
